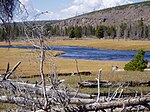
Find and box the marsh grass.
[0,40,149,100]
[1,39,150,51]
[46,39,150,51]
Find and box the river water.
[1,45,150,61]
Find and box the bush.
[124,50,148,71]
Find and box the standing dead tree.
[0,1,150,112]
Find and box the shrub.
[124,50,148,71]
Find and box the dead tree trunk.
[0,79,96,99]
[58,96,150,112]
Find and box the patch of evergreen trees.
[0,18,150,41]
[43,18,150,40]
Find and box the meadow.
[0,39,150,94]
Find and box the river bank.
[1,38,150,51]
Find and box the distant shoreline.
[0,38,150,51]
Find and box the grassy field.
[0,39,150,111]
[0,39,150,94]
[47,39,150,51]
[1,39,150,51]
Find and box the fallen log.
[0,96,40,106]
[59,96,150,112]
[79,80,150,88]
[79,80,111,88]
[0,79,96,99]
[0,96,97,106]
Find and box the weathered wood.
[59,96,150,112]
[0,95,97,105]
[0,79,96,99]
[0,96,40,106]
[79,80,150,88]
[2,61,21,80]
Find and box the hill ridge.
[54,1,150,27]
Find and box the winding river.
[1,45,150,61]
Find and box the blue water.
[0,45,150,61]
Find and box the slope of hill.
[54,1,150,27]
[0,20,61,27]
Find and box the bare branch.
[96,68,102,102]
[2,61,21,80]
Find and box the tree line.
[0,18,150,41]
[45,18,150,40]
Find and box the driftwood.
[79,80,150,88]
[0,95,149,112]
[57,96,150,112]
[0,62,150,111]
[0,79,96,99]
[0,96,97,106]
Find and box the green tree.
[120,23,127,38]
[107,26,116,39]
[69,27,75,38]
[64,27,68,36]
[74,26,82,39]
[124,50,148,71]
[137,18,144,39]
[82,26,87,36]
[148,25,150,39]
[95,25,104,39]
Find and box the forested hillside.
[55,1,150,26]
[50,1,150,40]
[0,1,150,41]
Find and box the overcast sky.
[19,0,146,21]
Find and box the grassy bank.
[47,39,150,51]
[0,47,149,82]
[0,40,149,94]
[1,39,150,51]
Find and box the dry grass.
[0,47,127,76]
[0,48,64,76]
[0,48,149,83]
[46,39,150,51]
[0,40,150,94]
[1,39,150,51]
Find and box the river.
[0,45,150,61]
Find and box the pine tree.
[69,27,75,38]
[120,23,127,38]
[137,18,144,39]
[124,50,148,71]
[110,26,116,39]
[74,26,82,39]
[95,25,104,39]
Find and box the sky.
[19,0,147,21]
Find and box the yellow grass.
[47,39,150,51]
[0,48,64,76]
[0,47,149,83]
[1,39,150,51]
[0,40,149,95]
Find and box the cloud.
[17,0,42,20]
[61,0,132,18]
[18,0,60,20]
[18,0,133,20]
